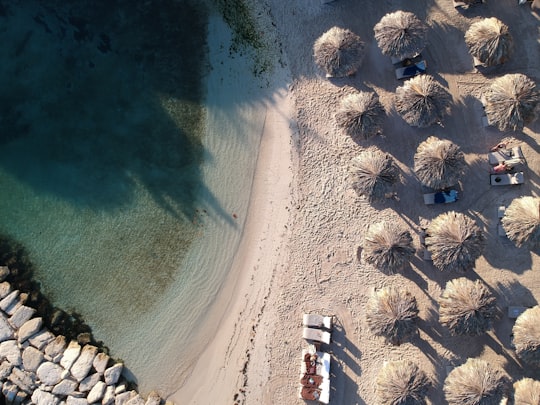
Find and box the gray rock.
[17,317,42,343]
[22,345,44,372]
[60,341,81,371]
[28,330,55,350]
[9,306,36,329]
[126,394,145,405]
[0,281,12,299]
[92,352,109,374]
[0,266,9,282]
[0,290,19,312]
[104,363,123,386]
[45,336,67,363]
[14,390,28,404]
[8,366,37,394]
[78,373,101,392]
[0,340,22,366]
[144,391,161,405]
[115,384,127,395]
[36,361,64,386]
[87,381,106,403]
[66,396,88,405]
[31,389,60,405]
[52,378,78,396]
[0,312,15,342]
[2,380,18,403]
[70,345,97,381]
[0,360,13,379]
[115,391,137,405]
[102,385,116,405]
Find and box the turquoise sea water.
[0,0,270,393]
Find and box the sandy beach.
[173,0,539,404]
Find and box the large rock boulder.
[0,339,22,366]
[0,313,15,342]
[28,329,55,350]
[93,352,110,374]
[126,394,146,405]
[79,373,101,392]
[17,316,42,343]
[87,381,106,403]
[0,290,19,312]
[60,341,81,370]
[36,361,64,386]
[52,378,78,396]
[8,366,37,394]
[104,363,123,385]
[0,281,11,299]
[45,335,67,362]
[31,389,60,405]
[102,385,116,405]
[9,305,36,328]
[0,360,13,379]
[145,391,162,405]
[70,344,98,381]
[22,346,44,372]
[66,396,89,405]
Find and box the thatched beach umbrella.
[513,378,540,405]
[395,75,452,128]
[501,196,540,249]
[425,211,486,272]
[376,360,431,405]
[348,147,400,203]
[374,11,428,60]
[414,136,465,190]
[367,286,419,345]
[335,91,386,141]
[438,278,496,336]
[444,358,508,405]
[483,73,540,131]
[362,221,415,274]
[313,26,366,78]
[513,306,540,367]
[465,17,514,67]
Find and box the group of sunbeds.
[298,314,333,404]
[488,143,525,186]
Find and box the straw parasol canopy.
[335,90,386,141]
[465,17,514,67]
[438,278,496,336]
[395,75,452,128]
[425,211,486,272]
[414,136,466,190]
[501,196,540,249]
[367,286,419,345]
[444,358,508,405]
[313,26,366,78]
[512,306,540,367]
[513,378,540,405]
[376,360,431,405]
[374,11,428,60]
[348,147,400,203]
[362,221,415,274]
[483,73,540,131]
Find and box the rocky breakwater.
[0,266,170,405]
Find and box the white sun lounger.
[490,172,524,186]
[298,379,330,405]
[498,206,506,236]
[303,314,332,330]
[488,146,524,165]
[301,349,331,379]
[303,327,331,345]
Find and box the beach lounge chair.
[298,381,330,405]
[490,172,524,186]
[508,306,527,319]
[419,230,432,260]
[423,190,458,205]
[303,327,331,345]
[395,60,426,80]
[488,146,524,165]
[454,0,483,7]
[303,314,332,330]
[301,350,331,379]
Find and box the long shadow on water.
[0,0,231,221]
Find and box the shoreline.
[169,85,295,403]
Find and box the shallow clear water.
[0,0,268,392]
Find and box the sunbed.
[419,230,432,260]
[395,60,426,80]
[301,350,331,379]
[303,314,333,330]
[298,381,330,405]
[497,206,506,237]
[423,190,458,205]
[454,0,483,8]
[488,146,524,165]
[303,327,331,345]
[490,172,524,186]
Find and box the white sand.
[172,0,540,403]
